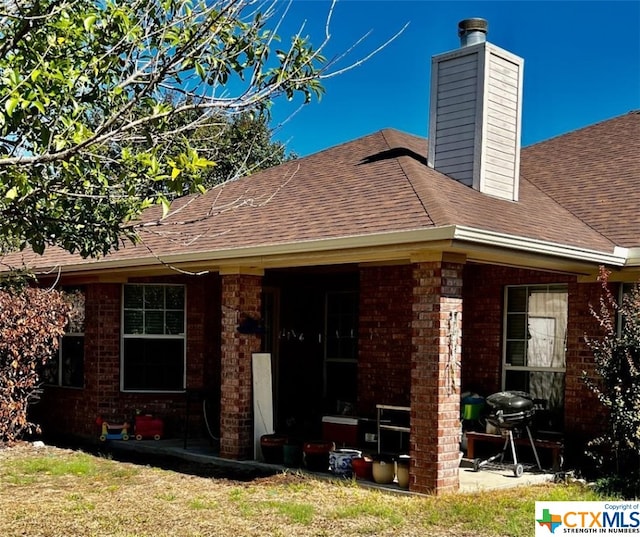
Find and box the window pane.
[505,370,565,431]
[527,316,556,367]
[124,285,143,309]
[43,353,59,385]
[124,310,143,334]
[325,361,357,405]
[144,286,164,309]
[504,369,528,393]
[166,286,184,310]
[144,311,164,334]
[506,314,527,339]
[166,311,184,335]
[504,285,567,433]
[64,288,85,333]
[326,291,358,360]
[507,288,527,312]
[61,336,84,388]
[506,341,526,366]
[123,338,184,391]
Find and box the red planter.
[351,455,374,480]
[303,440,335,472]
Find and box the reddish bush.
[0,287,70,443]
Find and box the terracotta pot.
[351,455,374,480]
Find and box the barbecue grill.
[472,391,542,477]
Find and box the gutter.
[452,226,628,267]
[30,225,630,276]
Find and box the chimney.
[427,19,524,201]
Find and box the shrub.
[582,267,640,495]
[0,287,70,443]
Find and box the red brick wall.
[219,273,262,460]
[462,265,573,396]
[358,265,412,416]
[565,280,611,456]
[410,260,463,494]
[36,275,219,442]
[462,264,609,460]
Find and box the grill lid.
[485,391,535,413]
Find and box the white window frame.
[502,284,568,389]
[120,283,186,393]
[618,282,636,337]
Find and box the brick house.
[3,19,639,494]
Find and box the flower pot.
[303,440,335,472]
[283,442,302,467]
[396,454,410,489]
[329,448,362,476]
[372,458,395,484]
[351,455,374,480]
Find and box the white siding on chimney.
[481,51,522,199]
[428,41,524,201]
[429,52,480,187]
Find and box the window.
[619,282,637,336]
[122,284,185,392]
[324,291,358,408]
[503,285,567,431]
[44,287,85,388]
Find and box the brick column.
[219,270,263,460]
[410,257,464,494]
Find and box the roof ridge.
[379,130,436,225]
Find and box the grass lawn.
[0,443,612,537]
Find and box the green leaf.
[195,62,206,80]
[5,97,19,117]
[83,15,97,32]
[5,187,18,200]
[32,101,46,115]
[160,197,171,218]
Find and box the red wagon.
[134,415,164,440]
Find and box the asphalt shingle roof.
[4,111,637,272]
[520,111,640,248]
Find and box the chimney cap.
[458,18,488,36]
[458,18,488,46]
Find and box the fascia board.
[33,227,459,275]
[453,226,627,266]
[32,225,627,276]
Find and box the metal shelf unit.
[376,404,410,454]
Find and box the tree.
[0,286,70,443]
[582,267,640,495]
[180,111,295,188]
[0,0,405,259]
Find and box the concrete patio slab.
[105,438,555,494]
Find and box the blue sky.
[266,0,640,156]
